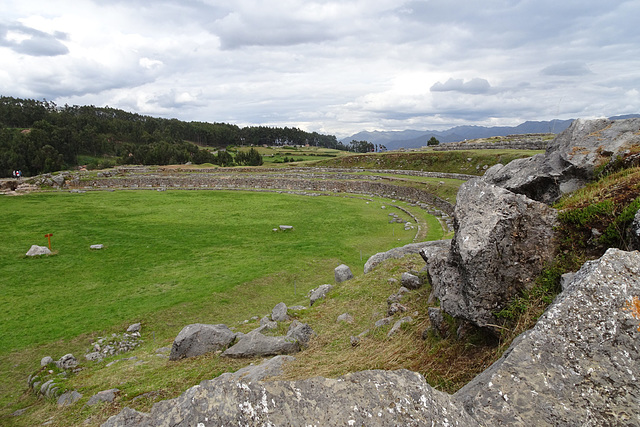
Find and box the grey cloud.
[430,78,491,94]
[0,22,69,56]
[541,62,592,76]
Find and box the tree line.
[0,96,346,177]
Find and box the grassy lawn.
[0,190,430,420]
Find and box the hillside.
[341,115,640,150]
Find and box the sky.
[1,0,639,138]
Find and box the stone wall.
[432,138,549,151]
[74,173,455,215]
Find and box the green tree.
[427,136,440,146]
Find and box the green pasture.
[0,190,419,355]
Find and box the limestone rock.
[309,284,333,306]
[127,323,141,333]
[484,118,640,204]
[631,208,640,250]
[221,332,300,358]
[387,302,408,316]
[336,313,354,324]
[364,241,446,273]
[259,315,278,330]
[26,245,52,256]
[428,307,450,338]
[286,320,316,346]
[271,302,290,322]
[87,388,120,406]
[40,356,54,367]
[169,324,236,361]
[102,367,475,427]
[400,272,422,290]
[334,263,354,282]
[56,354,78,370]
[388,316,412,337]
[456,248,640,426]
[57,390,82,407]
[423,179,557,328]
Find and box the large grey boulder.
[102,366,475,427]
[334,264,354,282]
[456,248,640,426]
[484,118,640,204]
[364,241,447,273]
[169,324,236,361]
[26,245,52,256]
[221,331,300,358]
[422,179,557,328]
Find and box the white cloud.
[1,0,639,136]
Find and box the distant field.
[0,190,419,355]
[234,145,347,163]
[314,149,544,175]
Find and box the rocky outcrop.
[169,324,236,361]
[484,118,640,204]
[422,179,557,328]
[103,362,475,427]
[456,248,640,426]
[104,248,640,426]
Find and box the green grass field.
[0,190,419,355]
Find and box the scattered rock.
[169,324,236,361]
[400,272,422,290]
[374,317,393,328]
[86,388,120,406]
[57,390,82,407]
[56,354,78,370]
[364,241,445,274]
[279,225,293,231]
[336,313,354,324]
[334,264,354,282]
[387,302,408,316]
[271,302,290,322]
[387,277,399,286]
[259,316,278,331]
[427,307,449,338]
[286,320,316,346]
[90,244,104,250]
[388,316,412,337]
[40,356,54,367]
[26,245,52,256]
[309,284,333,306]
[127,323,141,333]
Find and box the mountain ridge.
[341,116,640,150]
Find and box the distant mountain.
[341,116,639,150]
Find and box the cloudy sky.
[2,0,639,137]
